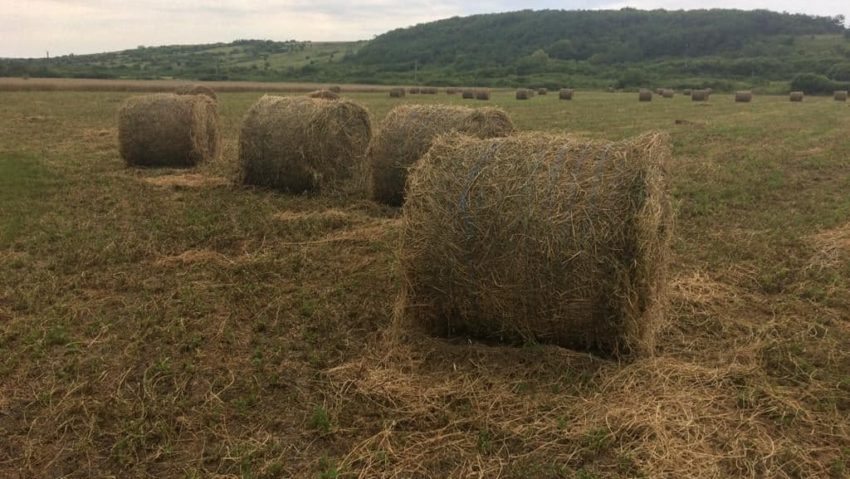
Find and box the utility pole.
[414,59,418,83]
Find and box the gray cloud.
[1,0,846,58]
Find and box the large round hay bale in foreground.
[559,88,574,100]
[175,84,217,101]
[369,105,514,206]
[639,89,652,102]
[118,93,219,168]
[462,90,475,99]
[239,95,371,193]
[399,132,673,357]
[835,90,848,101]
[790,91,804,102]
[516,89,531,100]
[691,90,709,101]
[308,89,340,100]
[734,91,752,103]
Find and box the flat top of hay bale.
[175,84,217,101]
[399,131,673,357]
[308,89,340,100]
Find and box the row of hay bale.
[118,87,673,359]
[516,88,574,100]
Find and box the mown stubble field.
[1,88,850,478]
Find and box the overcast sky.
[1,0,848,58]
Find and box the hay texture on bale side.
[639,89,652,102]
[691,90,709,101]
[239,95,372,193]
[734,91,753,103]
[368,105,514,206]
[175,84,217,101]
[308,89,340,100]
[790,91,804,102]
[516,89,531,100]
[119,93,220,168]
[398,132,673,358]
[835,90,848,101]
[389,88,406,98]
[559,88,574,100]
[661,89,674,98]
[462,90,475,99]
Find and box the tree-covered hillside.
[2,9,849,92]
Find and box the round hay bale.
[661,89,674,99]
[607,87,616,92]
[790,91,804,102]
[328,85,342,93]
[691,90,709,101]
[239,95,372,193]
[734,91,752,103]
[446,87,459,95]
[537,88,548,95]
[639,89,652,102]
[409,87,421,94]
[398,132,673,357]
[368,105,514,206]
[683,88,692,96]
[834,90,848,101]
[559,88,574,100]
[175,84,217,101]
[118,93,220,168]
[475,90,491,101]
[462,90,475,99]
[421,87,438,95]
[308,89,340,100]
[389,88,406,98]
[655,88,664,95]
[705,88,713,95]
[516,89,531,100]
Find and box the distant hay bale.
[462,90,475,99]
[409,87,421,94]
[607,87,615,92]
[537,88,548,95]
[790,91,804,102]
[734,91,752,103]
[475,90,491,100]
[655,88,664,95]
[639,89,652,102]
[835,90,848,101]
[421,87,439,95]
[368,105,514,206]
[118,93,220,168]
[308,89,340,100]
[398,132,673,358]
[559,88,574,100]
[328,85,342,93]
[683,88,692,96]
[239,95,372,193]
[389,88,406,98]
[516,89,531,100]
[661,89,674,98]
[705,88,713,95]
[175,84,217,101]
[691,90,709,101]
[446,87,459,95]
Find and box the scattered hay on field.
[398,131,673,358]
[141,173,229,188]
[559,88,574,100]
[118,93,220,168]
[639,89,652,102]
[834,90,848,101]
[238,95,372,193]
[175,84,217,101]
[389,88,406,98]
[735,91,753,103]
[790,91,804,102]
[307,89,340,100]
[368,105,514,206]
[805,222,850,271]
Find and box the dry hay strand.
[238,95,372,193]
[141,173,229,188]
[118,93,220,168]
[175,84,217,101]
[389,88,406,98]
[805,222,850,272]
[307,89,340,100]
[559,88,574,100]
[155,248,231,266]
[789,91,804,102]
[408,87,421,94]
[398,131,674,358]
[537,87,548,95]
[368,104,514,206]
[328,85,342,93]
[683,88,692,96]
[461,90,475,99]
[834,90,848,101]
[475,89,491,100]
[515,89,531,100]
[735,91,753,103]
[639,89,653,102]
[691,90,709,101]
[662,89,674,98]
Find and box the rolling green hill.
[2,9,850,92]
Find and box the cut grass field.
[1,87,850,478]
